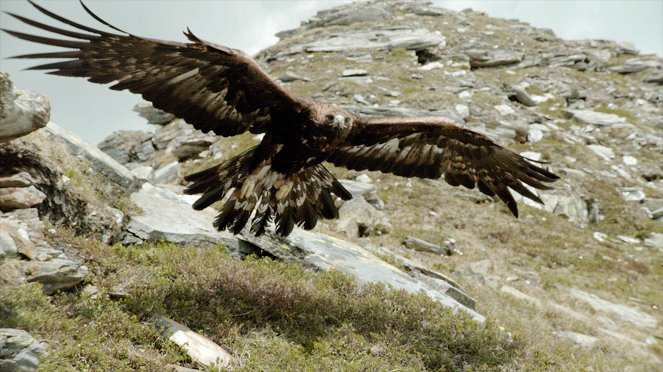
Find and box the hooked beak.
[333,115,346,129]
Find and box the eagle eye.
[344,117,351,124]
[325,114,334,122]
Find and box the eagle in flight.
[4,1,559,236]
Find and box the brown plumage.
[4,1,559,236]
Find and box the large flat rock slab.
[122,183,238,250]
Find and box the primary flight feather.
[4,0,559,236]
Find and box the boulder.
[0,73,50,144]
[24,258,89,294]
[403,236,452,256]
[0,172,35,188]
[335,197,391,238]
[120,183,239,251]
[43,123,136,189]
[0,328,46,372]
[0,187,46,210]
[133,101,175,125]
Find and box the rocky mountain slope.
[1,1,661,370]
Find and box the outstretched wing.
[3,1,299,136]
[327,116,559,217]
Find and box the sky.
[1,0,661,145]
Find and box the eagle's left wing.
[3,1,300,136]
[327,116,559,217]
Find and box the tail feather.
[184,146,352,236]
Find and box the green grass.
[2,235,520,371]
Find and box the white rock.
[617,235,640,244]
[495,104,516,116]
[454,104,469,119]
[587,144,615,161]
[355,174,372,184]
[527,128,543,143]
[555,331,598,348]
[593,232,608,242]
[567,109,626,126]
[154,161,180,184]
[418,61,444,70]
[569,288,658,329]
[622,155,638,166]
[155,316,233,370]
[616,187,645,202]
[520,151,542,161]
[341,69,368,77]
[131,165,155,181]
[458,91,473,100]
[500,285,542,307]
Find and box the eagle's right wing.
[328,116,559,217]
[4,1,299,136]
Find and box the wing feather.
[3,1,300,136]
[328,116,559,217]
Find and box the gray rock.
[24,258,89,294]
[133,101,175,125]
[284,28,445,55]
[509,85,537,107]
[0,328,46,372]
[154,316,233,370]
[308,5,390,28]
[643,71,663,84]
[0,73,50,144]
[130,165,156,181]
[566,109,626,126]
[0,221,35,260]
[569,288,657,329]
[339,178,383,210]
[240,229,485,322]
[555,331,598,348]
[403,236,452,256]
[587,144,615,161]
[500,285,542,307]
[468,50,523,69]
[341,69,368,77]
[277,72,311,82]
[0,186,46,211]
[642,198,663,220]
[616,187,646,202]
[335,197,391,238]
[0,226,18,258]
[98,130,155,165]
[44,123,136,189]
[154,161,180,184]
[454,260,499,288]
[121,183,238,250]
[609,64,647,74]
[539,193,597,226]
[0,172,35,188]
[644,232,663,253]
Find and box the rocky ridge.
[1,1,662,370]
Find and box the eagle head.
[317,105,354,134]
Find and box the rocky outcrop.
[0,73,50,144]
[0,328,46,372]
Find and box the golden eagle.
[4,1,559,236]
